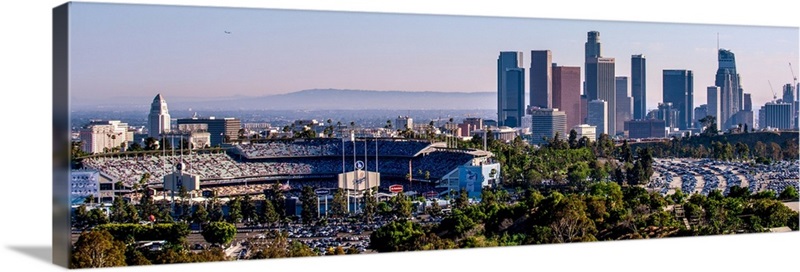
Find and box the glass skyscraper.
[530,50,552,109]
[631,54,647,120]
[584,31,616,136]
[497,51,525,128]
[715,49,743,128]
[662,69,694,130]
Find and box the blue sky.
[69,2,799,111]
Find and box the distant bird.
[224,31,231,34]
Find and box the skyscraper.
[585,31,601,59]
[631,54,647,120]
[662,70,694,130]
[615,76,631,135]
[586,57,616,136]
[552,65,582,130]
[530,50,552,109]
[707,86,721,131]
[148,93,171,138]
[715,49,743,128]
[497,51,526,128]
[587,100,608,136]
[763,102,792,130]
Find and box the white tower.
[148,93,171,138]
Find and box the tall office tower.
[580,94,588,124]
[552,65,582,129]
[586,57,616,136]
[656,102,680,130]
[497,51,526,128]
[715,49,743,128]
[763,102,792,130]
[783,84,796,123]
[584,31,615,133]
[530,108,567,146]
[530,50,552,109]
[744,93,753,112]
[148,93,171,138]
[758,106,766,129]
[585,31,602,59]
[587,100,608,136]
[707,86,721,130]
[662,70,694,129]
[694,105,708,128]
[631,54,647,120]
[615,76,631,135]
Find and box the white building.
[148,93,171,138]
[573,124,597,141]
[395,116,413,130]
[79,120,134,154]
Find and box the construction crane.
[768,80,777,101]
[791,62,798,88]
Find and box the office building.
[615,76,632,135]
[572,124,597,141]
[783,84,796,127]
[580,94,588,124]
[715,49,743,128]
[498,51,526,128]
[662,69,694,129]
[530,50,552,109]
[79,120,134,154]
[707,86,721,130]
[148,93,171,137]
[631,54,647,119]
[694,104,707,129]
[176,117,241,147]
[529,108,567,146]
[395,116,413,130]
[584,31,616,136]
[587,100,608,136]
[657,102,680,130]
[552,65,582,130]
[626,119,666,139]
[763,102,792,130]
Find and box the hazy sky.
[69,2,799,111]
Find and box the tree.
[369,220,424,252]
[192,203,209,226]
[227,196,243,223]
[779,186,799,201]
[259,200,279,226]
[201,221,237,246]
[177,185,192,222]
[768,142,783,161]
[453,188,470,210]
[241,194,258,225]
[300,186,319,225]
[267,182,287,220]
[699,115,719,136]
[390,192,413,219]
[209,195,225,222]
[330,188,348,218]
[362,188,377,223]
[754,141,767,158]
[70,229,127,268]
[110,197,129,223]
[568,129,578,149]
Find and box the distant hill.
[73,89,497,111]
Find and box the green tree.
[192,203,209,226]
[330,188,348,218]
[70,229,127,268]
[453,188,470,210]
[110,197,129,223]
[209,195,224,222]
[241,194,258,225]
[300,186,319,225]
[201,221,237,246]
[369,220,425,252]
[390,192,413,219]
[779,186,799,201]
[227,196,243,223]
[259,200,279,226]
[362,188,378,223]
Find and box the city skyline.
[69,2,799,114]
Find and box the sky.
[69,2,799,112]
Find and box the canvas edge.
[53,1,72,269]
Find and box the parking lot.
[649,158,799,197]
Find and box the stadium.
[77,138,499,200]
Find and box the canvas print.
[54,1,800,269]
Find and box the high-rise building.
[395,116,413,130]
[783,84,796,125]
[615,76,631,135]
[657,102,680,130]
[176,117,241,147]
[497,51,526,128]
[715,49,743,128]
[529,108,567,146]
[148,94,171,138]
[744,93,753,112]
[552,65,582,130]
[587,100,608,136]
[763,102,792,130]
[707,86,721,131]
[631,54,647,120]
[758,105,766,129]
[694,105,707,129]
[585,31,602,59]
[580,94,588,124]
[586,57,616,135]
[530,50,552,109]
[662,69,694,129]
